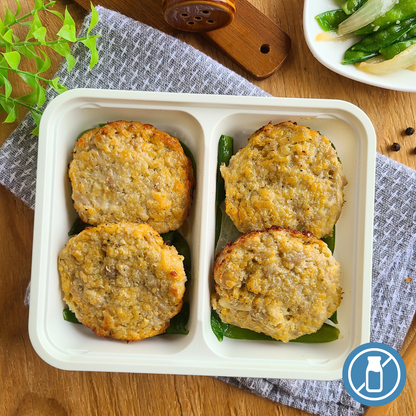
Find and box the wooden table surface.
[1,1,416,415]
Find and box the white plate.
[29,89,376,380]
[304,0,416,92]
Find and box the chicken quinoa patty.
[69,120,195,234]
[58,222,187,341]
[211,226,342,343]
[221,121,347,238]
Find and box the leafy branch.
[0,0,100,134]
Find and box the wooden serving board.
[72,0,291,79]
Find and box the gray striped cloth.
[1,8,415,416]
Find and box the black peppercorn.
[405,127,415,136]
[413,147,416,155]
[391,143,401,151]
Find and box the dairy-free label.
[342,342,407,406]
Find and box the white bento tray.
[29,89,376,380]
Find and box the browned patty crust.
[69,121,195,234]
[221,122,347,238]
[211,226,342,342]
[58,222,187,341]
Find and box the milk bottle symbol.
[366,356,383,393]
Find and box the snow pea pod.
[356,0,416,35]
[343,16,416,63]
[315,9,348,31]
[396,25,416,40]
[216,135,233,206]
[380,37,416,58]
[211,311,340,343]
[342,0,367,15]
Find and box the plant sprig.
[0,0,100,134]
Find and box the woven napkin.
[1,7,416,416]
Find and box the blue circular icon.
[342,342,406,406]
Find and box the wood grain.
[1,1,416,415]
[73,0,291,79]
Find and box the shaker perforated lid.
[162,0,236,32]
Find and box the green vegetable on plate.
[315,0,416,73]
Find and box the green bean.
[63,307,82,324]
[68,217,92,236]
[216,135,233,206]
[179,140,197,181]
[215,205,223,247]
[356,0,416,35]
[343,16,416,64]
[164,301,190,335]
[215,135,233,245]
[315,9,349,31]
[380,37,416,58]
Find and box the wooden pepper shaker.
[162,0,236,32]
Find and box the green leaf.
[1,75,12,99]
[4,7,16,27]
[13,45,45,72]
[0,19,4,36]
[36,84,46,108]
[50,77,67,93]
[49,41,71,57]
[15,0,22,17]
[2,29,14,44]
[18,91,39,106]
[34,0,45,9]
[57,8,76,42]
[19,21,34,28]
[37,50,51,73]
[48,42,76,71]
[211,310,228,342]
[4,101,18,123]
[46,9,64,21]
[30,109,42,134]
[26,12,43,41]
[17,71,39,90]
[81,37,98,69]
[63,7,76,28]
[57,24,76,42]
[32,26,47,44]
[87,3,99,35]
[164,302,190,335]
[3,51,21,69]
[62,307,81,324]
[63,53,75,72]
